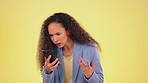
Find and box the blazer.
[42,42,104,83]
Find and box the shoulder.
[75,43,100,63]
[74,42,98,52]
[80,43,97,50]
[74,42,99,54]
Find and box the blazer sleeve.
[42,66,54,83]
[84,46,104,83]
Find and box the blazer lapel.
[57,48,64,82]
[56,42,82,83]
[73,43,82,83]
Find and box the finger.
[78,58,81,64]
[79,57,83,62]
[78,58,83,66]
[78,57,86,67]
[80,57,85,64]
[92,61,98,69]
[46,55,51,63]
[54,61,60,68]
[50,61,60,71]
[86,60,90,67]
[51,58,59,66]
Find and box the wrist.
[44,67,52,74]
[46,69,53,74]
[85,72,94,79]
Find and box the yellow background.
[0,0,148,83]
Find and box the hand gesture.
[44,55,60,74]
[78,57,97,79]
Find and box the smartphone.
[42,49,57,63]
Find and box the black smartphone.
[42,49,57,63]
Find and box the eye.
[49,34,53,37]
[56,33,61,36]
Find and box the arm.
[86,46,104,83]
[42,55,60,83]
[42,66,54,83]
[78,46,104,83]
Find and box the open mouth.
[56,43,61,46]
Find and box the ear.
[66,30,70,35]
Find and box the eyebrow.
[48,34,53,36]
[48,32,61,36]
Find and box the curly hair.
[37,12,101,73]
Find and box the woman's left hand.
[78,57,98,79]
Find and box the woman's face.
[48,22,69,48]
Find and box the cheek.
[50,37,54,42]
[60,34,68,42]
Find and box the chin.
[57,45,63,48]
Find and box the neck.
[63,39,74,51]
[62,39,74,57]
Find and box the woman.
[37,12,104,83]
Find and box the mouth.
[55,43,61,46]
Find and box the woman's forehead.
[48,23,66,34]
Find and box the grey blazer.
[42,42,104,83]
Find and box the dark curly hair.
[37,12,101,73]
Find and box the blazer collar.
[73,42,82,83]
[57,42,82,83]
[57,48,64,82]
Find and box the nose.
[52,35,58,42]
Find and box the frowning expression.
[48,22,69,48]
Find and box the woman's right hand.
[44,55,60,74]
